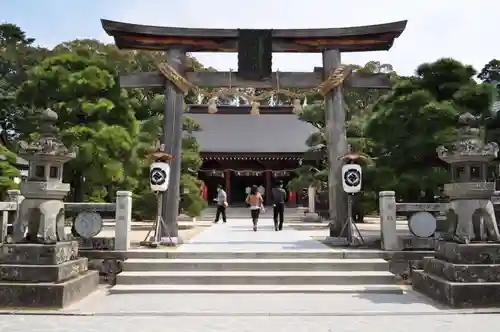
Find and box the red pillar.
[288,191,297,208]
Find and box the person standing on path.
[258,184,265,200]
[246,185,264,231]
[245,186,251,207]
[272,180,287,231]
[213,184,227,223]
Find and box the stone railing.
[444,182,496,199]
[379,191,500,250]
[0,190,132,251]
[379,191,446,251]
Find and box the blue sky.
[1,0,499,76]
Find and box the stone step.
[0,258,88,283]
[123,258,389,272]
[422,257,500,283]
[0,270,99,308]
[109,284,404,295]
[116,270,396,285]
[123,250,384,259]
[412,270,500,308]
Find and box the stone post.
[322,49,348,236]
[1,191,24,243]
[6,189,22,202]
[161,49,185,244]
[308,186,316,213]
[115,191,132,251]
[379,191,399,250]
[5,190,23,242]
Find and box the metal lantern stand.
[339,193,364,247]
[139,150,176,248]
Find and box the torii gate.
[101,19,406,242]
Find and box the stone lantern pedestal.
[412,112,500,308]
[0,109,98,308]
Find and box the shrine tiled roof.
[185,105,317,154]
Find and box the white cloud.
[102,0,498,75]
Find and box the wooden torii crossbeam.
[119,68,392,90]
[101,19,407,240]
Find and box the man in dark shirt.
[271,180,287,231]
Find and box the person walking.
[246,185,264,231]
[213,184,227,223]
[272,180,287,231]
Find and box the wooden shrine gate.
[101,19,407,240]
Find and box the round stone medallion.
[74,212,103,239]
[408,211,437,238]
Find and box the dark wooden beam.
[201,152,304,159]
[187,105,295,115]
[119,71,392,89]
[114,36,398,53]
[102,19,407,53]
[102,19,407,39]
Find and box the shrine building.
[186,105,317,206]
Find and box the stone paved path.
[179,217,331,252]
[2,312,500,331]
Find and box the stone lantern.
[13,108,76,244]
[436,112,500,241]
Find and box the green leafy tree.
[0,144,20,199]
[132,115,206,219]
[478,59,500,145]
[365,58,492,201]
[48,39,208,217]
[344,61,399,120]
[17,52,140,202]
[0,24,48,143]
[478,59,500,84]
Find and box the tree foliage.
[293,58,495,214]
[366,58,492,201]
[478,59,500,145]
[0,144,19,199]
[1,24,208,219]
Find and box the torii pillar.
[323,49,349,235]
[160,50,185,243]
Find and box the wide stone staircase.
[110,250,402,294]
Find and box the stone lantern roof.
[18,108,76,163]
[436,112,499,164]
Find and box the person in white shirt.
[258,185,265,199]
[245,186,251,206]
[213,184,227,223]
